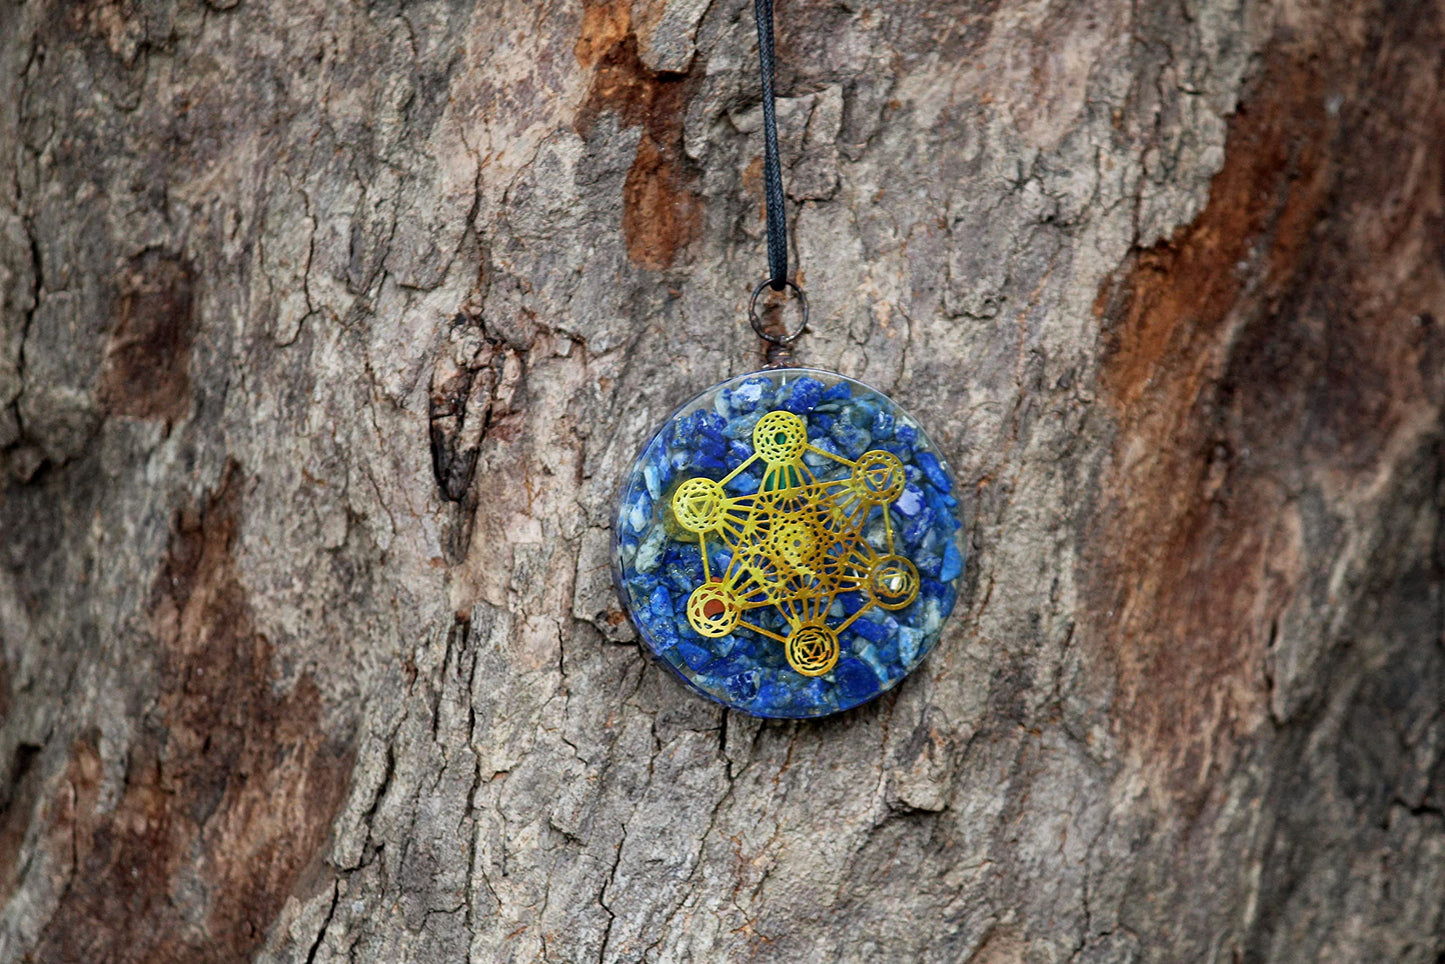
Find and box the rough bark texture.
[1,0,1442,961]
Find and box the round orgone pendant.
[612,369,965,718]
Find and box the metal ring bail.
[748,278,809,347]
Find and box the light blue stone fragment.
[898,626,923,664]
[894,484,925,518]
[940,540,964,581]
[921,598,943,634]
[803,435,843,469]
[627,493,652,534]
[634,526,666,573]
[725,409,766,440]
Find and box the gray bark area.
[1,0,1443,961]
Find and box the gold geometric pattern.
[672,410,919,677]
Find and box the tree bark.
[1,0,1443,961]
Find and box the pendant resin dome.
[613,369,965,718]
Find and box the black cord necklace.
[747,0,809,367]
[754,0,789,293]
[612,2,965,719]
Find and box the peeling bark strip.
[31,466,353,964]
[1089,16,1445,805]
[1087,50,1334,800]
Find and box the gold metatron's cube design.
[671,410,919,677]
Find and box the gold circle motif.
[753,411,809,465]
[785,624,840,676]
[869,554,920,610]
[851,450,906,503]
[766,519,822,571]
[686,582,740,637]
[672,477,726,533]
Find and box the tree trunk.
[2,0,1443,960]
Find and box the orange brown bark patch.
[33,465,354,964]
[623,132,702,271]
[577,2,701,270]
[575,0,632,69]
[1088,23,1445,808]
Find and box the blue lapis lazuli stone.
[940,541,965,582]
[832,658,881,704]
[612,368,966,719]
[778,376,825,414]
